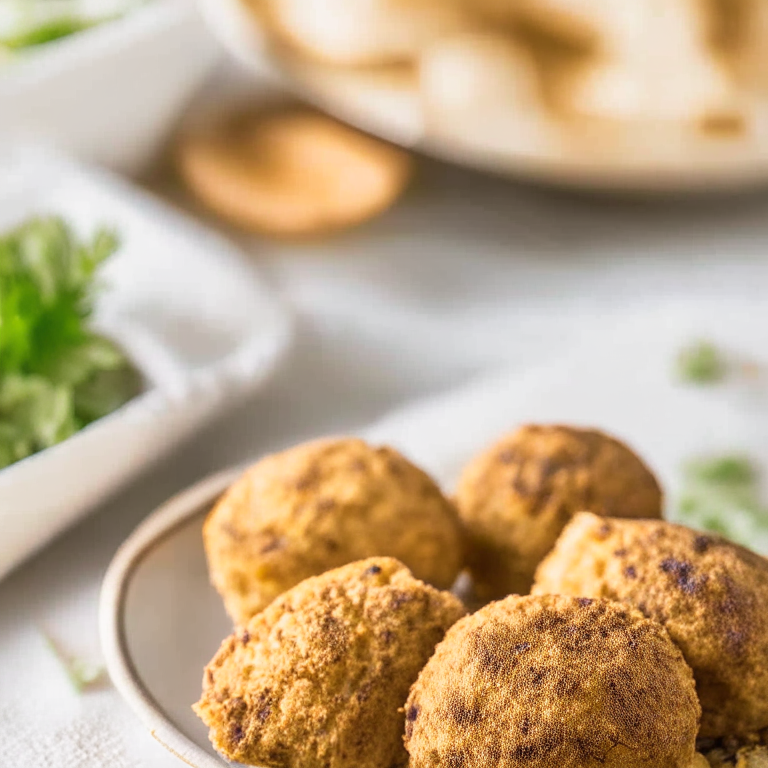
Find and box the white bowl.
[0,0,221,175]
[0,146,293,581]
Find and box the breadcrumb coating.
[195,557,466,768]
[204,438,465,623]
[405,594,700,768]
[534,513,768,738]
[456,425,662,598]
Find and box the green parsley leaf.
[676,453,768,551]
[0,1,152,55]
[74,363,143,424]
[684,455,756,486]
[41,630,105,694]
[1,18,94,50]
[0,216,141,470]
[676,340,727,384]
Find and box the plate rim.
[99,466,245,768]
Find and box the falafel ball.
[455,425,663,598]
[194,557,466,768]
[533,512,768,738]
[404,594,700,768]
[204,438,465,623]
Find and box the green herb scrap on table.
[42,629,105,694]
[676,340,728,384]
[673,340,768,553]
[676,338,763,386]
[677,454,768,554]
[0,217,141,470]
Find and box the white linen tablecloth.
[2,114,768,765]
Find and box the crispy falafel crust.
[455,425,662,598]
[533,513,768,738]
[194,557,466,768]
[405,594,700,768]
[204,438,465,623]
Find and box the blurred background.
[5,0,768,432]
[1,0,768,765]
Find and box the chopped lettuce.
[0,216,140,470]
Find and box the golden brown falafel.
[455,425,663,599]
[404,594,700,768]
[533,512,768,739]
[204,438,465,623]
[194,557,466,768]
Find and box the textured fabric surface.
[2,123,768,765]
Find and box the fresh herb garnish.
[1,18,94,50]
[0,216,141,470]
[676,454,768,551]
[685,455,757,486]
[42,630,105,694]
[0,0,150,54]
[676,340,727,384]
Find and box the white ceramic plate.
[195,0,768,195]
[101,302,768,767]
[0,147,293,581]
[100,468,241,768]
[0,0,220,175]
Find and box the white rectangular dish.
[0,0,221,174]
[0,147,293,580]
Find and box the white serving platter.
[0,147,293,581]
[195,0,768,195]
[100,300,768,766]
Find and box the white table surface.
[3,64,768,767]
